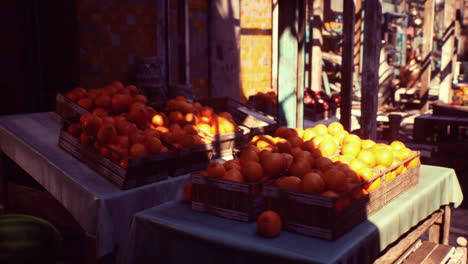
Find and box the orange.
[152,113,168,127]
[97,123,117,144]
[95,95,112,109]
[112,94,132,112]
[349,158,367,172]
[282,153,294,169]
[80,113,102,137]
[129,131,146,145]
[374,148,394,168]
[114,135,130,148]
[244,145,260,154]
[315,156,333,170]
[223,169,244,182]
[276,139,292,154]
[323,168,348,192]
[287,135,304,148]
[274,126,290,138]
[261,152,286,177]
[398,148,414,161]
[334,130,349,145]
[276,176,302,192]
[288,159,311,178]
[390,140,406,151]
[240,149,259,164]
[357,150,376,168]
[343,134,361,146]
[134,94,148,104]
[405,157,420,169]
[301,172,325,194]
[336,155,354,164]
[67,124,82,138]
[145,137,162,154]
[357,167,380,192]
[341,143,360,158]
[313,124,328,136]
[327,122,344,136]
[318,138,338,157]
[92,108,109,118]
[125,85,139,95]
[302,128,318,141]
[294,150,315,166]
[207,161,226,178]
[169,111,184,124]
[183,183,192,202]
[77,98,94,111]
[224,159,241,171]
[257,210,282,238]
[130,143,148,158]
[361,139,376,150]
[241,161,264,182]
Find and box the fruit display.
[248,90,278,116]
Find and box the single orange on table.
[257,210,282,238]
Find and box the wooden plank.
[422,243,454,264]
[272,0,279,93]
[353,0,363,90]
[360,0,381,139]
[403,241,438,264]
[374,210,444,264]
[278,0,298,128]
[340,0,355,132]
[310,0,323,93]
[0,152,5,214]
[439,0,456,103]
[419,0,435,112]
[428,222,442,244]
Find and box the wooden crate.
[171,144,214,176]
[263,152,421,240]
[58,128,176,190]
[191,173,272,222]
[247,96,277,118]
[54,93,89,124]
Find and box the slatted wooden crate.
[58,127,176,190]
[263,152,421,240]
[191,173,273,222]
[54,93,89,124]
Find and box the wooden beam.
[340,0,355,132]
[310,0,323,93]
[272,0,279,93]
[278,0,299,128]
[419,0,435,112]
[296,0,306,129]
[439,0,456,103]
[353,0,363,92]
[360,0,381,139]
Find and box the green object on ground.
[0,214,62,264]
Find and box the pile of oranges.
[150,96,238,147]
[66,110,172,168]
[200,122,420,211]
[249,90,278,108]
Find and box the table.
[0,112,190,258]
[119,165,463,264]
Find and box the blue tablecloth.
[0,113,190,257]
[119,165,463,264]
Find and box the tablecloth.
[119,165,463,264]
[0,112,190,258]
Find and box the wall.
[78,0,158,88]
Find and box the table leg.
[428,205,452,245]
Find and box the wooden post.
[296,0,306,129]
[272,0,279,93]
[278,0,299,128]
[354,0,363,95]
[310,0,323,93]
[419,0,435,112]
[439,0,456,103]
[156,0,168,88]
[360,0,381,140]
[340,0,355,132]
